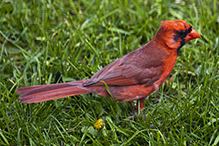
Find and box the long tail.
[16,80,91,103]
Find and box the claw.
[127,101,147,120]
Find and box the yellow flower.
[94,118,103,130]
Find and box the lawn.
[0,0,219,145]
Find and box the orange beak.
[185,28,201,42]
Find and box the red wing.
[83,48,163,87]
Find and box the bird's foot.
[126,112,146,120]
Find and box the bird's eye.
[177,30,187,38]
[188,26,192,33]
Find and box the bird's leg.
[128,102,137,116]
[127,97,147,120]
[126,102,137,119]
[136,97,147,120]
[136,96,146,112]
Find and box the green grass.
[0,0,219,145]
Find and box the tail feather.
[17,80,91,103]
[16,80,88,94]
[16,86,45,94]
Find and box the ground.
[0,0,219,145]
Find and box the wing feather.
[83,45,164,87]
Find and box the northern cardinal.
[16,20,201,113]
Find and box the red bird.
[16,20,201,113]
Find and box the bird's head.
[155,20,201,53]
